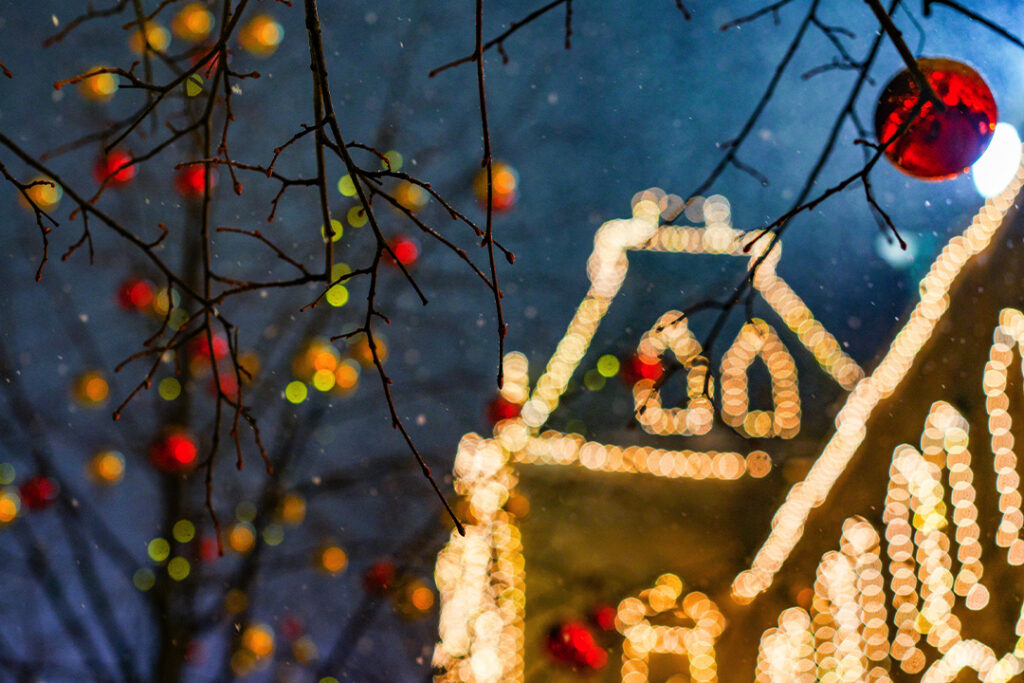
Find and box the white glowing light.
[875,232,917,269]
[973,123,1021,198]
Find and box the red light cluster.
[150,430,199,474]
[545,621,608,671]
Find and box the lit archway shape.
[720,319,801,439]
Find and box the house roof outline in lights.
[433,165,1024,682]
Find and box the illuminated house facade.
[432,161,1024,682]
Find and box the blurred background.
[1,1,1023,681]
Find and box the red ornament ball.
[19,475,58,510]
[875,57,997,180]
[117,277,154,312]
[174,165,216,198]
[486,395,521,423]
[363,560,396,595]
[93,149,137,187]
[150,430,199,474]
[545,621,608,671]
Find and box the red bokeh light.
[174,165,216,198]
[189,332,230,360]
[93,149,137,187]
[363,560,396,595]
[545,621,608,671]
[486,396,521,423]
[875,57,997,180]
[19,475,58,510]
[386,237,419,266]
[591,604,617,632]
[621,353,664,384]
[150,431,199,474]
[117,278,155,312]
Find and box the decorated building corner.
[432,154,1024,682]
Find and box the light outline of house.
[431,168,1024,682]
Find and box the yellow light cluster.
[983,308,1024,568]
[433,433,525,683]
[720,319,800,439]
[509,428,770,481]
[434,187,864,680]
[754,400,1024,681]
[632,312,713,436]
[734,158,1024,602]
[615,573,724,683]
[756,608,816,682]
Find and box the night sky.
[1,2,1023,681]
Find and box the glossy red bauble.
[545,621,608,670]
[174,165,216,198]
[486,396,521,423]
[117,278,154,311]
[93,149,137,187]
[150,431,199,474]
[19,475,58,510]
[875,57,997,180]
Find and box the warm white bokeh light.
[973,122,1022,198]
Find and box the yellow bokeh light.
[410,585,435,612]
[133,568,155,591]
[89,450,125,485]
[596,354,620,377]
[228,523,256,553]
[312,368,336,392]
[73,370,109,406]
[326,285,349,308]
[241,624,275,659]
[382,150,403,171]
[321,218,343,243]
[129,22,171,54]
[167,556,190,581]
[148,537,171,563]
[318,545,348,574]
[285,381,308,404]
[278,493,306,526]
[239,15,283,57]
[0,489,20,524]
[158,377,182,401]
[172,3,214,41]
[334,360,360,394]
[184,74,203,97]
[337,174,356,196]
[78,66,118,102]
[347,204,368,227]
[395,181,428,212]
[173,519,196,543]
[20,177,62,210]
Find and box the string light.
[616,575,725,683]
[433,156,1024,680]
[735,155,1024,602]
